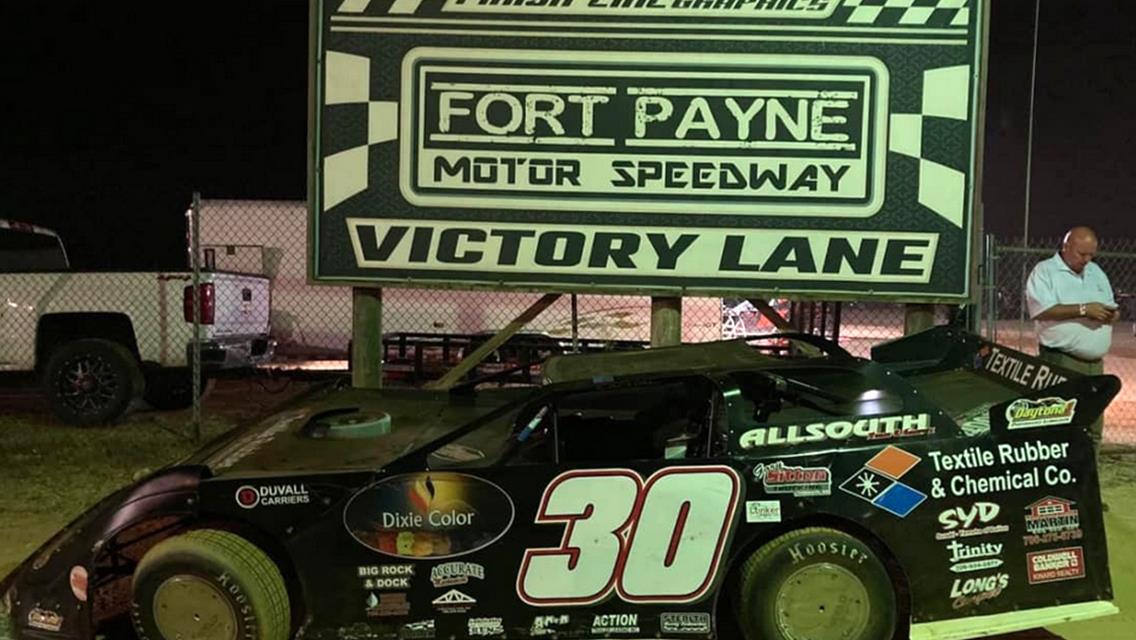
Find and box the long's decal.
[517,466,741,606]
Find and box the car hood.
[188,384,532,476]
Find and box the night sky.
[1,0,1133,270]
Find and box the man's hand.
[1084,303,1115,322]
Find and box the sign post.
[351,287,383,389]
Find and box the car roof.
[541,339,776,384]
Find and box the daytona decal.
[1005,397,1077,430]
[738,413,932,449]
[517,467,740,606]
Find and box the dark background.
[0,0,1132,270]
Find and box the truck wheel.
[43,339,142,426]
[144,368,208,411]
[734,527,896,640]
[131,529,291,640]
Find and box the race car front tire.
[131,529,290,640]
[735,527,896,640]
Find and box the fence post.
[190,192,202,444]
[650,296,682,347]
[352,287,384,389]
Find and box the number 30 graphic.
[517,466,741,606]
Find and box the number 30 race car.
[1,327,1121,640]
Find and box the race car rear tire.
[43,338,142,426]
[131,529,290,640]
[735,527,896,640]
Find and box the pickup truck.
[0,219,274,425]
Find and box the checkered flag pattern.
[322,51,396,211]
[837,0,971,27]
[887,65,971,229]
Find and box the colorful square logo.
[840,445,926,517]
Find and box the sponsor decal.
[746,500,782,523]
[936,502,1009,541]
[592,613,639,635]
[531,614,571,637]
[27,608,63,633]
[752,461,831,497]
[345,472,515,559]
[518,467,739,606]
[789,540,867,565]
[957,402,996,437]
[1006,397,1077,430]
[839,446,926,517]
[401,619,435,640]
[432,589,476,614]
[661,612,712,634]
[468,617,504,637]
[359,564,415,590]
[366,592,410,618]
[927,441,1076,499]
[1027,547,1086,584]
[235,484,310,509]
[739,413,933,449]
[1024,497,1083,546]
[951,573,1009,610]
[430,561,485,588]
[946,540,1004,574]
[980,345,1069,391]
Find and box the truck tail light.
[183,283,215,325]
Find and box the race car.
[0,326,1121,640]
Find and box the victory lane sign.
[313,0,985,300]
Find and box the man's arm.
[1034,303,1114,322]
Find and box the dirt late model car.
[1,327,1122,640]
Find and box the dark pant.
[1039,346,1105,463]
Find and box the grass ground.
[1,380,1134,639]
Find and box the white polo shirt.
[1025,253,1116,361]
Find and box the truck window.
[0,228,68,271]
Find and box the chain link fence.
[989,238,1136,446]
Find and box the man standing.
[1025,226,1117,464]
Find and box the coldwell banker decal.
[345,473,514,559]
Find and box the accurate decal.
[235,484,310,509]
[1006,397,1077,430]
[592,613,640,635]
[661,612,712,635]
[839,446,926,517]
[739,413,933,449]
[927,441,1076,499]
[752,461,831,497]
[359,565,414,590]
[1027,547,1086,584]
[430,561,485,588]
[951,573,1009,610]
[936,502,1009,541]
[1023,497,1083,546]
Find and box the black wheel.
[144,367,208,411]
[131,529,291,640]
[42,339,142,426]
[735,527,896,640]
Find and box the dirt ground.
[1,379,1134,640]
